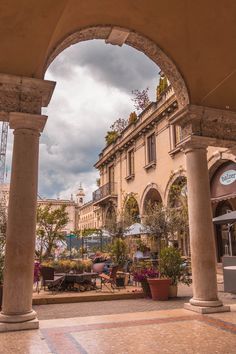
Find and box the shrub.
[159,247,192,286]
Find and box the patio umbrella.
[124,222,150,237]
[213,211,236,256]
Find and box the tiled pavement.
[1,307,236,354]
[1,282,236,353]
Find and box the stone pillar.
[0,112,47,331]
[184,142,229,313]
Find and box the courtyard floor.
[0,281,236,354]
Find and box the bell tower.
[76,183,85,206]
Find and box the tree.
[168,177,189,256]
[110,118,128,134]
[131,88,150,112]
[36,204,69,260]
[143,202,175,252]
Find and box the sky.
[5,40,159,202]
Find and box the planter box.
[147,278,171,300]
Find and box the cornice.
[0,73,55,120]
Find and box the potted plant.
[147,273,171,301]
[133,268,159,298]
[159,246,192,298]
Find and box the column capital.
[0,73,55,120]
[169,104,236,149]
[9,112,47,132]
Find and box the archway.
[44,26,189,108]
[211,160,236,260]
[141,185,162,216]
[167,176,189,256]
[124,195,140,225]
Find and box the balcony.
[93,182,117,204]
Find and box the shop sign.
[219,170,236,185]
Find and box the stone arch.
[167,175,187,208]
[44,25,189,108]
[208,151,236,180]
[164,169,187,205]
[140,183,162,215]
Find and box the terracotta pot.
[147,278,171,300]
[140,280,152,298]
[92,262,105,273]
[169,284,178,298]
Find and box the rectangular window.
[147,133,156,163]
[127,149,135,176]
[175,125,183,145]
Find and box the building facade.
[93,84,236,261]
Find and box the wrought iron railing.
[93,182,117,203]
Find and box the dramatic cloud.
[5,40,159,201]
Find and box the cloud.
[49,40,159,96]
[5,40,159,202]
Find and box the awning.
[213,211,236,225]
[211,193,236,203]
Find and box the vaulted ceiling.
[0,0,235,110]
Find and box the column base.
[0,309,37,323]
[0,318,39,332]
[190,297,223,307]
[184,303,231,314]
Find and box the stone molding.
[0,73,55,120]
[9,112,47,132]
[170,104,236,148]
[44,25,189,108]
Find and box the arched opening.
[124,195,140,225]
[142,187,162,214]
[44,26,189,108]
[211,161,236,260]
[167,176,189,256]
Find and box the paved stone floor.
[1,282,236,353]
[1,306,236,354]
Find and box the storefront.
[211,161,236,261]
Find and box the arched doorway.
[211,161,236,261]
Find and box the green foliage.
[105,130,118,145]
[36,204,69,260]
[159,247,192,286]
[128,111,138,124]
[111,238,127,267]
[143,202,175,250]
[156,74,168,100]
[124,195,139,224]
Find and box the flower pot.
[147,278,171,300]
[92,262,105,274]
[169,284,178,298]
[140,280,152,298]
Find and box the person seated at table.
[143,247,151,258]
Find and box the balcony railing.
[93,182,117,203]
